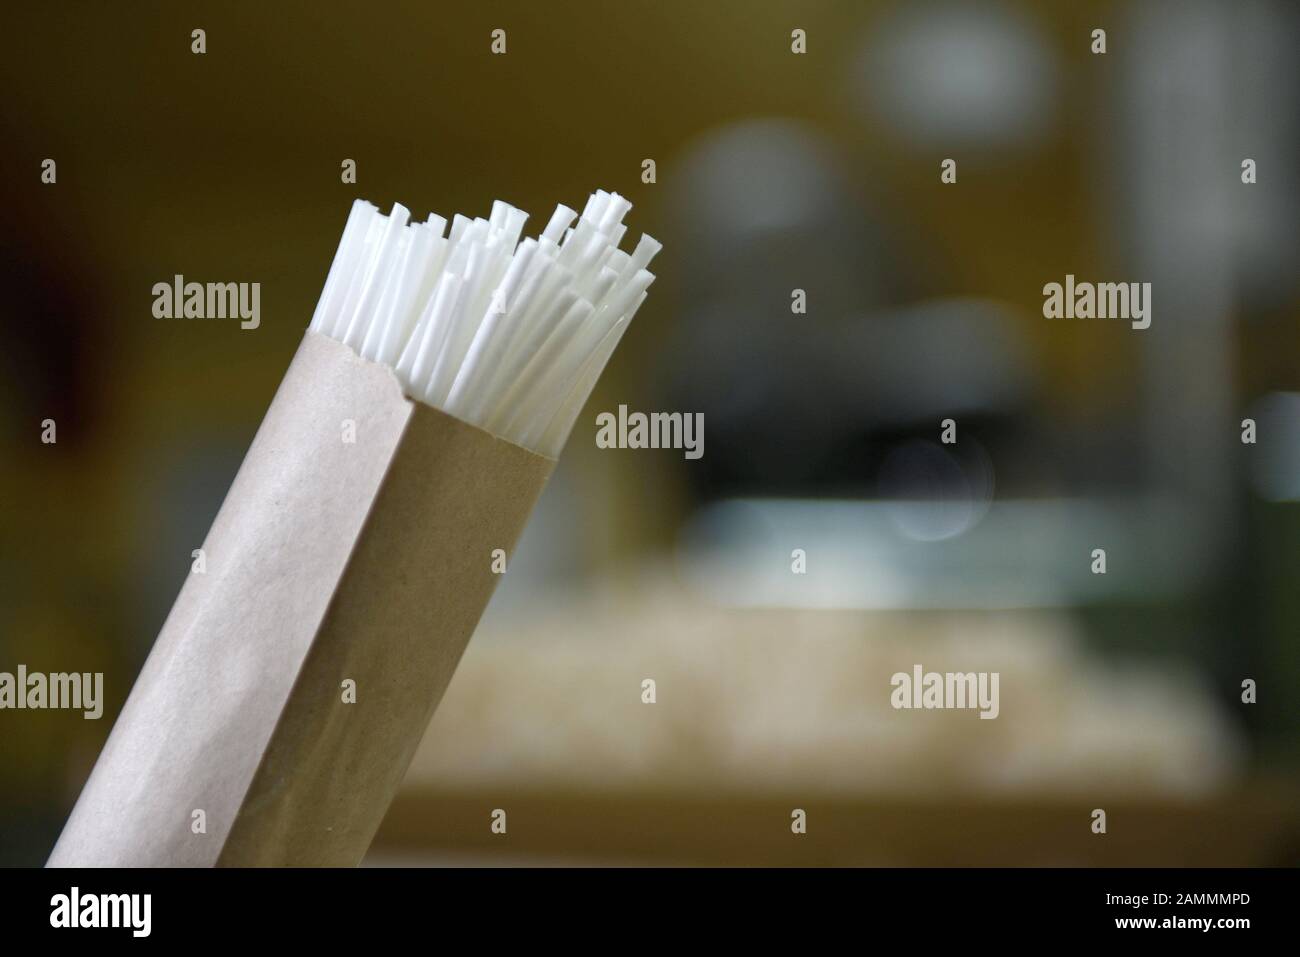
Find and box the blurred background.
[2,0,1298,866]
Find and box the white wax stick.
[495,299,595,435]
[606,223,628,250]
[310,190,657,454]
[589,190,612,221]
[310,199,373,333]
[342,203,410,350]
[585,268,655,344]
[452,277,569,424]
[552,274,651,423]
[499,207,528,256]
[622,233,662,278]
[568,231,611,290]
[579,191,605,223]
[327,208,385,339]
[513,313,615,443]
[490,265,574,394]
[497,238,538,308]
[394,271,445,383]
[513,259,574,339]
[580,267,620,315]
[541,205,577,244]
[479,287,581,428]
[475,255,549,373]
[426,240,494,404]
[539,291,648,456]
[407,273,464,398]
[598,193,632,233]
[556,218,599,271]
[602,249,631,286]
[375,225,437,367]
[360,226,413,361]
[537,236,561,261]
[443,260,523,417]
[450,238,541,398]
[404,232,450,350]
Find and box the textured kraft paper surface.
[48,331,554,867]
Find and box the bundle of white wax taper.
[309,190,659,456]
[50,192,658,867]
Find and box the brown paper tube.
[48,331,555,866]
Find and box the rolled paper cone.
[51,187,655,865]
[48,331,554,866]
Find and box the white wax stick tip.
[312,189,657,454]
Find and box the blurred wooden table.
[370,781,1300,866]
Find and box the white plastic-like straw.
[309,190,656,457]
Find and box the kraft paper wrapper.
[48,331,554,867]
